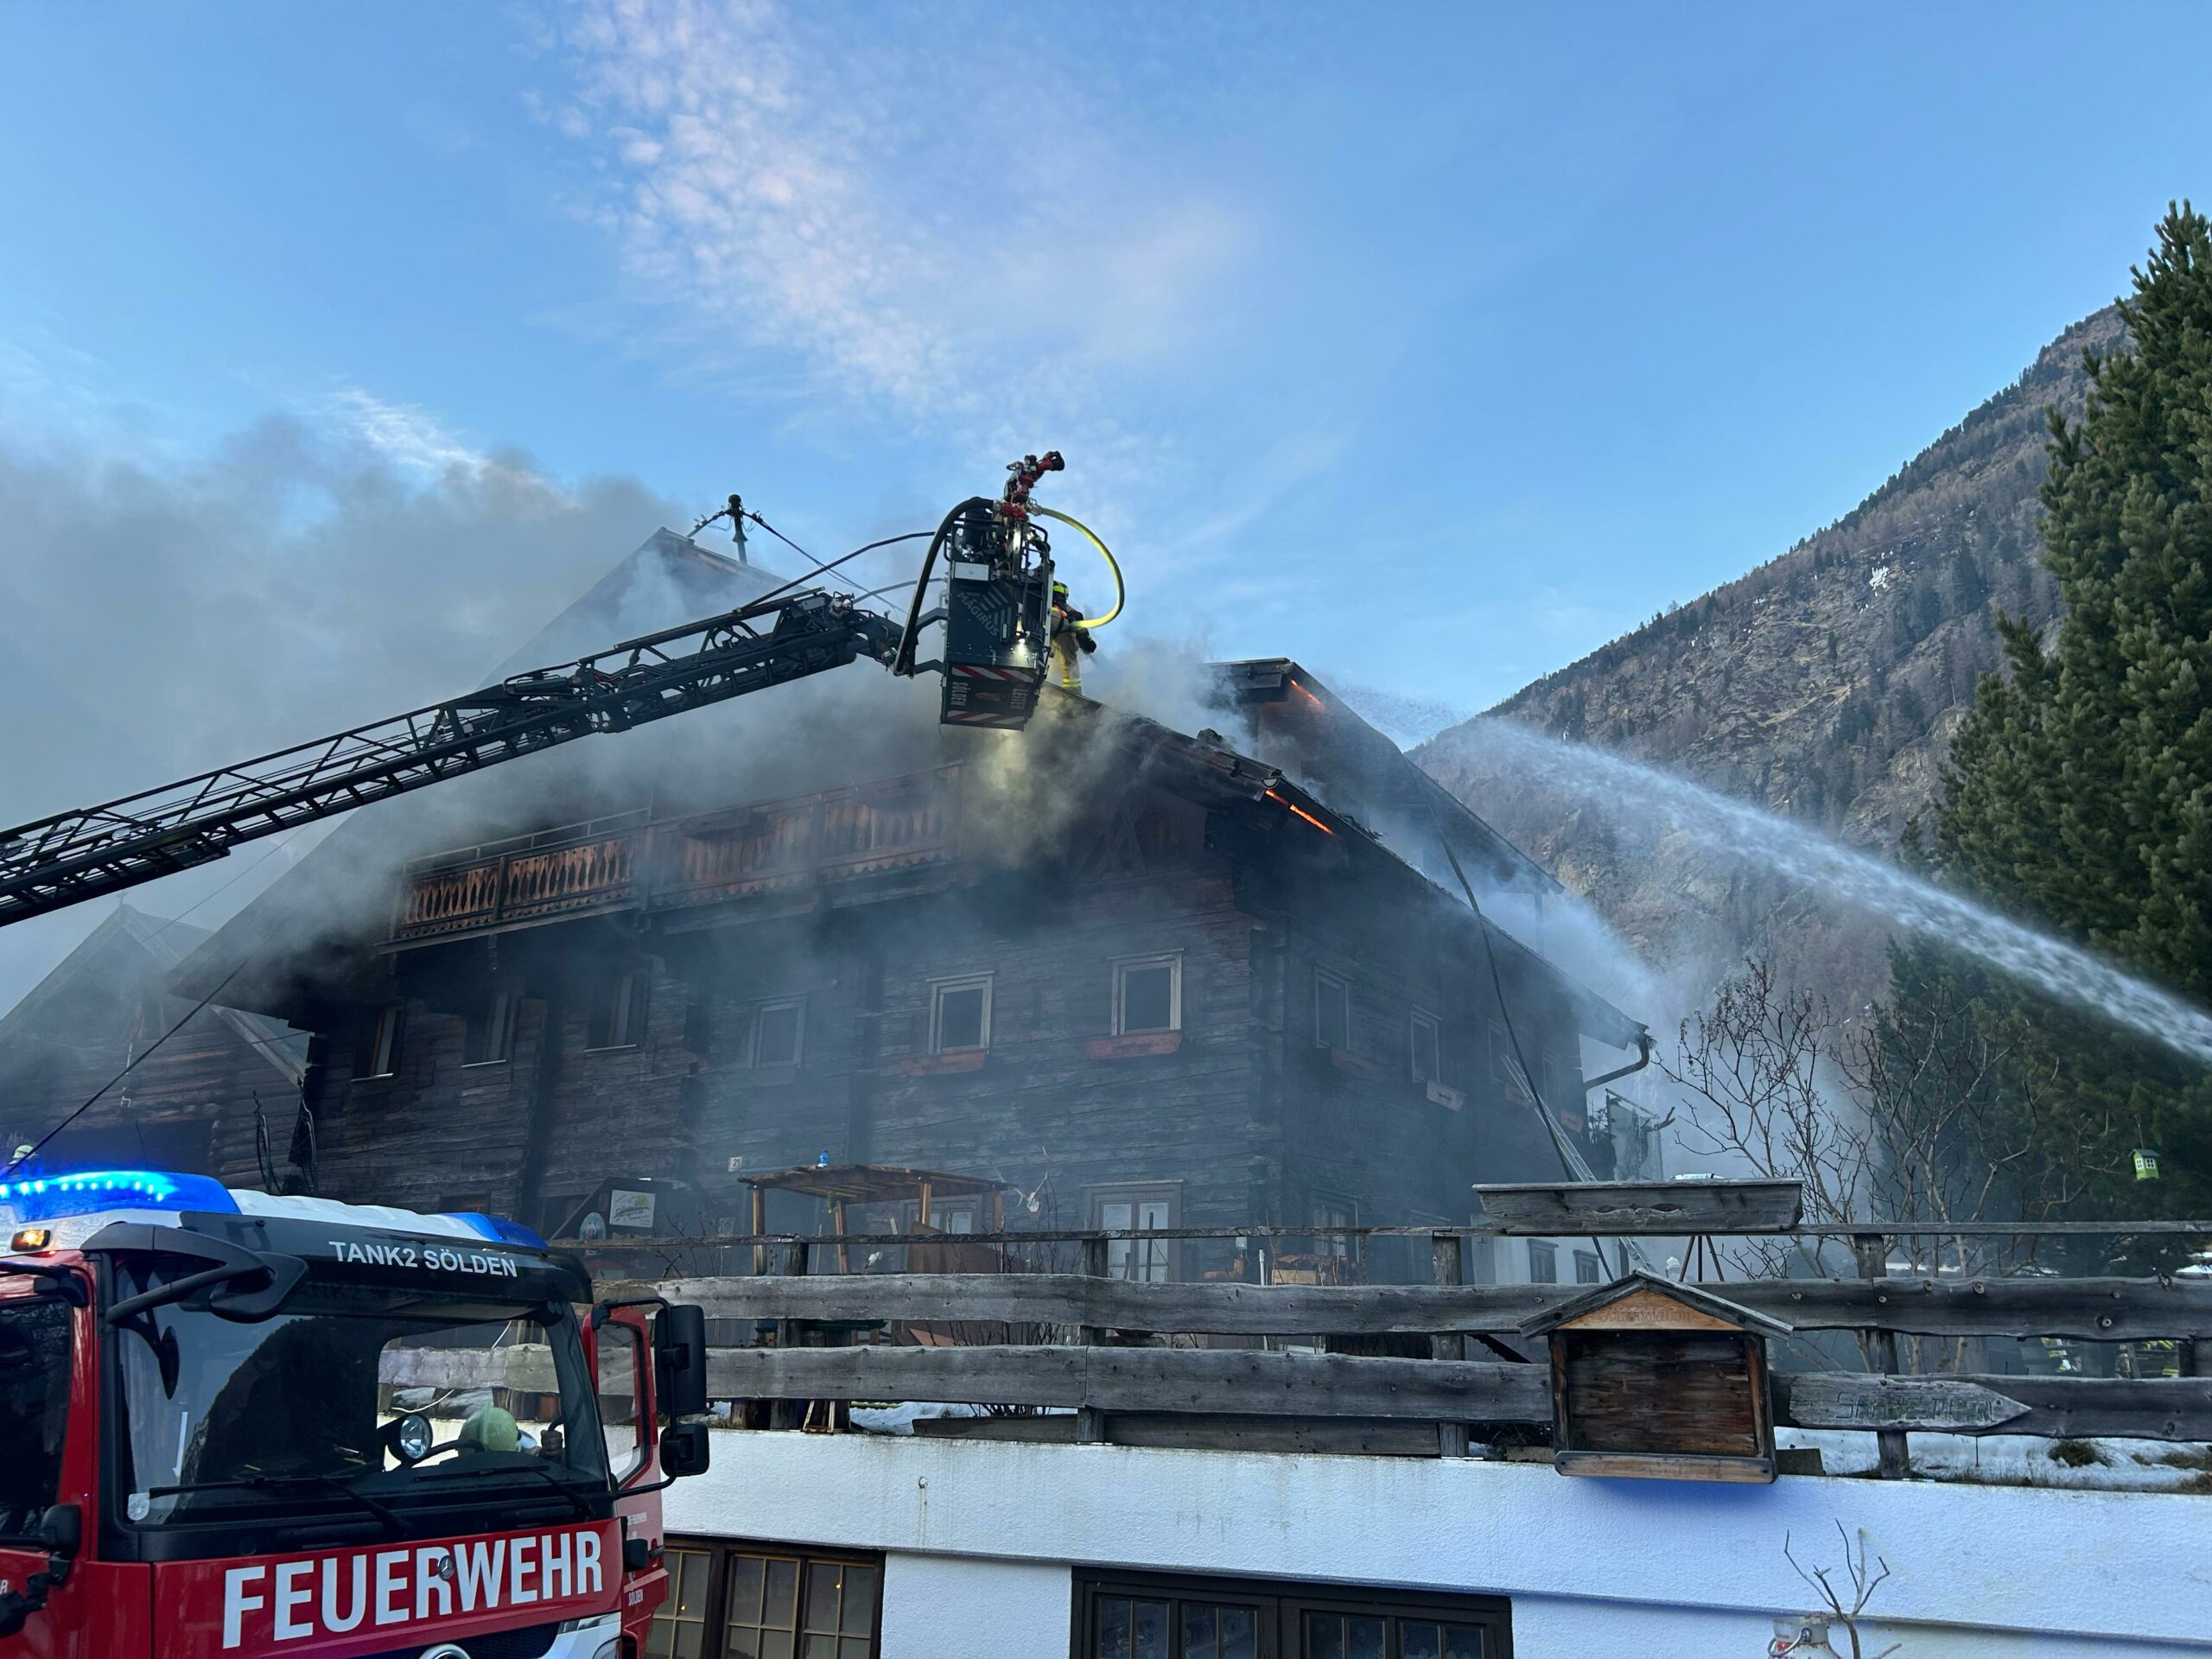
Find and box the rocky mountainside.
[1418,307,2126,1019]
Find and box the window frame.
[1087,1182,1180,1284]
[1310,1192,1361,1266]
[1409,1007,1441,1084]
[1313,969,1351,1052]
[0,1294,73,1546]
[929,973,994,1054]
[651,1535,885,1659]
[359,1002,404,1080]
[1573,1249,1605,1285]
[587,966,652,1052]
[1526,1240,1559,1285]
[461,990,518,1068]
[745,995,806,1069]
[1072,1567,1513,1659]
[1112,951,1183,1036]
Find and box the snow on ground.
[1778,1427,2212,1491]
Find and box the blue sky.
[6,3,2209,716]
[2,1,2210,1010]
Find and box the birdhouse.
[1522,1271,1791,1484]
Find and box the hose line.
[1032,505,1123,629]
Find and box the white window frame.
[1089,1184,1179,1283]
[1311,1192,1360,1264]
[1313,969,1351,1051]
[929,974,994,1054]
[1526,1239,1559,1284]
[1112,952,1182,1036]
[746,995,805,1068]
[1409,1007,1441,1083]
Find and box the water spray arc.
[1453,718,2212,1068]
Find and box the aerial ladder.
[0,455,1121,930]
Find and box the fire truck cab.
[0,1169,711,1659]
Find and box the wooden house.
[156,651,1649,1268]
[1523,1271,1789,1483]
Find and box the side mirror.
[653,1303,710,1419]
[660,1420,711,1478]
[39,1504,80,1559]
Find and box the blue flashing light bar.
[0,1168,239,1225]
[442,1211,550,1250]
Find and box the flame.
[1265,789,1335,836]
[1289,679,1325,710]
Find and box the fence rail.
[567,1184,2209,1471]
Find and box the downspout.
[1580,1028,1656,1275]
[1582,1029,1655,1097]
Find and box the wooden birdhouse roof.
[1521,1270,1793,1338]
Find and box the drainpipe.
[1578,1029,1655,1277]
[1582,1029,1655,1096]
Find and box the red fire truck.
[0,1167,712,1658]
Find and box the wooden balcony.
[392,766,965,942]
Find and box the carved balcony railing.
[392,768,964,941]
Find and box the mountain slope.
[1417,308,2125,1011]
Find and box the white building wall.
[665,1433,2212,1657]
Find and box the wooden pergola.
[743,1163,1007,1274]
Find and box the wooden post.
[834,1199,850,1276]
[2179,1339,2212,1378]
[1433,1232,1471,1458]
[1853,1231,1910,1478]
[749,1185,766,1280]
[1077,1232,1109,1444]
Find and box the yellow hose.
[1032,505,1123,629]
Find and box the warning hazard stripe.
[950,664,1039,682]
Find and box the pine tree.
[1918,204,2212,1217]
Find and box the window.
[1314,969,1350,1050]
[1090,1185,1177,1283]
[747,996,804,1068]
[1114,954,1182,1035]
[1486,1020,1510,1088]
[648,1545,714,1659]
[0,1298,71,1542]
[360,1003,404,1079]
[1076,1571,1511,1659]
[1526,1241,1558,1285]
[930,974,992,1052]
[588,967,651,1050]
[1410,1008,1440,1083]
[461,991,517,1065]
[1312,1194,1359,1265]
[651,1540,883,1659]
[1573,1250,1604,1285]
[595,1319,646,1484]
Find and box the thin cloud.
[536,0,1252,444]
[314,387,495,478]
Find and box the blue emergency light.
[0,1167,239,1225]
[440,1211,551,1249]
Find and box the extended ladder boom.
[0,588,901,927]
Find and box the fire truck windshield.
[107,1260,611,1535]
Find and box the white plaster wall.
[665,1435,2212,1656]
[880,1553,1072,1659]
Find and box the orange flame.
[1265,789,1335,836]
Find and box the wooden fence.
[572,1183,2212,1468]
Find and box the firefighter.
[1049,581,1098,694]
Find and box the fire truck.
[0,1168,714,1658]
